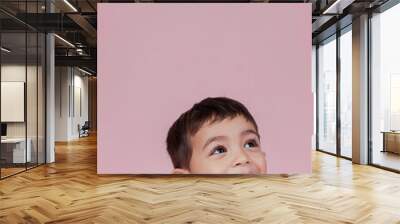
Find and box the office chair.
[79,121,90,138]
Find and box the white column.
[46,1,56,163]
[46,33,55,163]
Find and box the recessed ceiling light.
[323,0,354,15]
[63,0,78,12]
[78,67,93,76]
[1,47,11,53]
[54,34,75,48]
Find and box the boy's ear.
[172,168,190,174]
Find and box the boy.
[166,97,267,174]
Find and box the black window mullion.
[36,0,39,167]
[336,29,341,157]
[25,0,28,171]
[0,23,2,179]
[316,45,320,150]
[367,11,373,165]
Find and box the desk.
[1,138,31,163]
[382,131,400,154]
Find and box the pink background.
[97,4,312,174]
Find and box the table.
[381,131,400,154]
[1,138,32,164]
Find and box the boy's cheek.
[190,151,267,174]
[189,156,229,174]
[189,154,210,172]
[251,151,267,172]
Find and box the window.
[371,3,400,171]
[339,27,352,158]
[317,35,337,154]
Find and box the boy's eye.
[210,146,227,156]
[244,139,258,149]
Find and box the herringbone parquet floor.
[1,134,400,223]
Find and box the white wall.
[55,66,70,141]
[1,82,25,122]
[55,66,89,141]
[1,65,41,138]
[1,65,26,131]
[72,73,89,138]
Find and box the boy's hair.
[166,97,258,169]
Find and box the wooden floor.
[1,134,400,223]
[0,167,26,178]
[373,151,400,171]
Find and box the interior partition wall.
[0,1,47,179]
[316,25,353,159]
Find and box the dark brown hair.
[166,97,258,169]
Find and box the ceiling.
[0,0,392,75]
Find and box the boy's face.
[173,115,266,174]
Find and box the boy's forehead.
[193,115,257,139]
[206,114,247,124]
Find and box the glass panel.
[27,31,38,169]
[1,30,27,177]
[38,32,45,165]
[318,36,337,154]
[0,1,46,179]
[26,0,39,169]
[312,45,317,150]
[340,28,352,158]
[371,5,400,171]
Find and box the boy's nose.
[234,149,250,167]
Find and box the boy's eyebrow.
[202,129,259,150]
[241,129,260,139]
[202,136,227,150]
